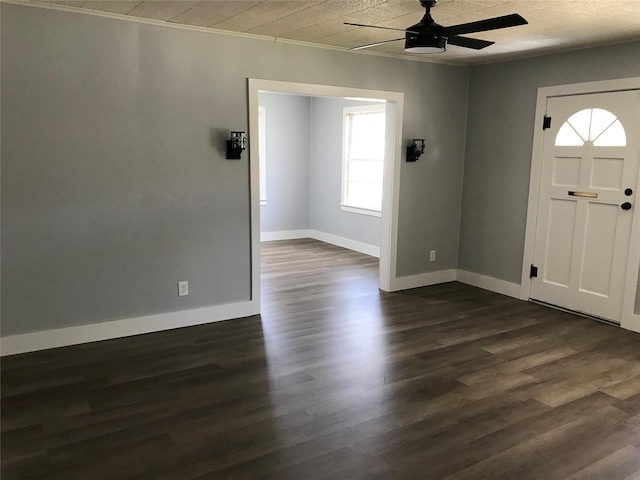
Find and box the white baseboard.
[455,270,521,299]
[390,269,457,291]
[260,229,380,258]
[309,230,380,258]
[0,301,256,356]
[261,230,311,241]
[388,269,522,297]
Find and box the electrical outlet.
[429,250,436,262]
[178,281,189,297]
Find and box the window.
[341,104,386,216]
[258,106,267,205]
[555,108,626,147]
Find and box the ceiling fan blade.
[447,35,494,50]
[446,13,527,36]
[344,22,419,35]
[348,38,405,51]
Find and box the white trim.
[339,205,382,217]
[380,101,403,292]
[456,270,521,299]
[260,230,380,258]
[386,268,521,296]
[520,77,640,333]
[389,269,457,291]
[520,86,550,300]
[261,230,311,242]
[249,79,404,298]
[258,106,267,206]
[309,230,380,258]
[0,301,255,356]
[2,1,464,67]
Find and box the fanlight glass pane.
[588,108,617,141]
[594,120,626,146]
[555,108,626,147]
[556,123,584,146]
[566,109,591,141]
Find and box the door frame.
[247,79,405,313]
[520,77,640,333]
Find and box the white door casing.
[530,90,639,322]
[247,79,405,314]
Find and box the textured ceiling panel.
[282,1,423,43]
[29,0,640,65]
[426,0,494,19]
[246,0,383,37]
[81,0,141,15]
[168,1,261,27]
[212,1,323,32]
[280,20,351,43]
[127,0,200,21]
[342,1,424,26]
[318,25,401,48]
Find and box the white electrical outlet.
[178,281,189,297]
[430,250,436,262]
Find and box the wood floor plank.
[2,239,639,479]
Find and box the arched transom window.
[555,108,626,147]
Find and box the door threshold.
[529,299,620,326]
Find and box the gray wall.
[458,41,640,313]
[459,41,640,280]
[258,92,311,233]
[1,3,469,335]
[309,97,382,248]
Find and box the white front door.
[531,90,640,322]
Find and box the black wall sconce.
[406,139,425,162]
[226,131,248,160]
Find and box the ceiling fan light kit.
[346,0,527,55]
[404,34,447,54]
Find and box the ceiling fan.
[345,0,527,53]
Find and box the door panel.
[590,157,624,190]
[553,156,581,187]
[531,90,639,322]
[543,199,576,287]
[580,202,617,296]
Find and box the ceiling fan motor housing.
[405,14,447,53]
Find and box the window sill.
[340,204,381,217]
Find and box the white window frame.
[340,104,386,217]
[258,106,267,206]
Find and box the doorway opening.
[248,79,404,314]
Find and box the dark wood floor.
[2,238,640,479]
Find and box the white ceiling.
[30,0,640,65]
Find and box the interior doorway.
[247,79,405,314]
[257,92,385,251]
